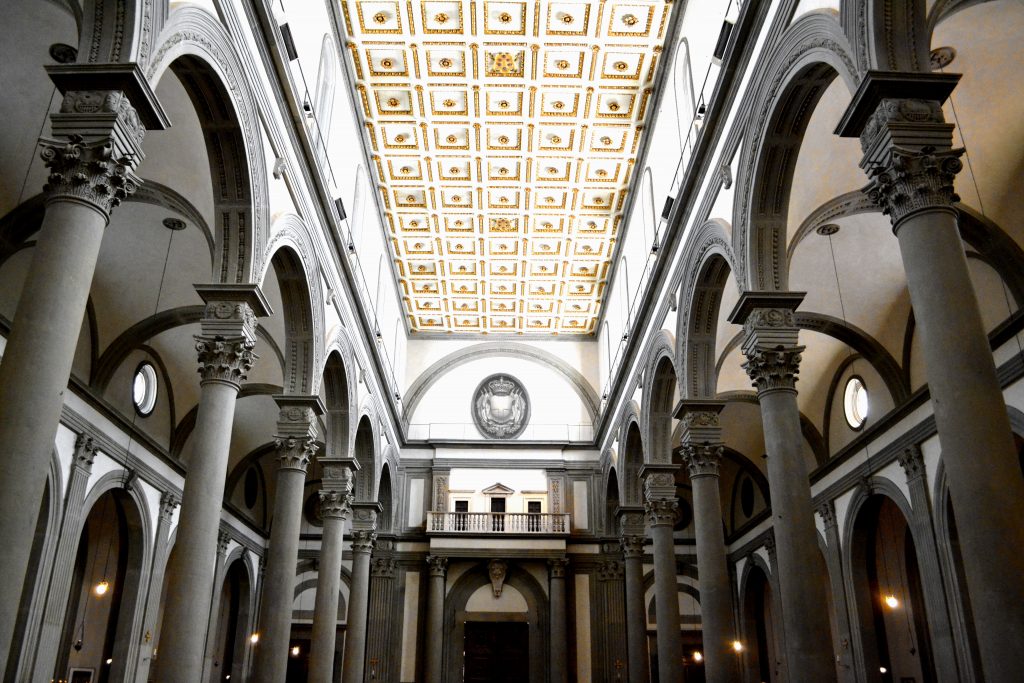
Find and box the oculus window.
[843,376,869,430]
[132,362,158,417]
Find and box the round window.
[132,363,158,417]
[843,376,869,430]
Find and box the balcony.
[427,512,571,535]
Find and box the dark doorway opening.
[463,621,529,683]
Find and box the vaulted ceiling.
[338,0,673,335]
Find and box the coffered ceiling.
[338,0,673,335]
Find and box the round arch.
[146,6,269,284]
[641,331,678,464]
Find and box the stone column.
[341,503,380,683]
[816,501,857,682]
[425,555,448,683]
[309,462,355,683]
[619,507,650,683]
[366,553,397,681]
[897,446,960,681]
[253,396,324,683]
[135,490,179,683]
[639,465,683,683]
[728,292,835,681]
[677,401,738,683]
[30,434,98,681]
[154,285,270,683]
[836,71,1024,682]
[0,80,161,672]
[549,558,570,683]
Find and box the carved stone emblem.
[472,374,529,439]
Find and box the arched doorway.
[740,563,778,683]
[850,495,935,681]
[58,488,146,683]
[207,558,252,683]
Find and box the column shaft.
[253,466,308,683]
[0,200,108,669]
[549,559,569,683]
[690,474,737,683]
[649,517,682,683]
[0,90,147,674]
[835,74,1024,683]
[309,514,346,683]
[895,209,1024,678]
[425,556,447,683]
[154,380,241,683]
[758,388,835,680]
[621,537,650,683]
[341,533,374,683]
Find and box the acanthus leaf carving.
[195,336,257,387]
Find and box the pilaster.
[816,499,857,682]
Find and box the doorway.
[463,621,529,683]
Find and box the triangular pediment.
[482,482,515,495]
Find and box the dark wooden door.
[463,621,529,683]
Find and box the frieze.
[370,557,396,578]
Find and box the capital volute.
[427,554,448,577]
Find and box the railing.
[427,512,571,535]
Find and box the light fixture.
[692,651,703,662]
[884,594,900,609]
[880,666,888,674]
[250,633,260,644]
[732,640,744,653]
[291,645,300,657]
[105,658,113,665]
[94,580,110,596]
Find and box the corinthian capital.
[350,530,376,554]
[318,489,353,520]
[620,534,645,559]
[427,554,448,577]
[681,443,724,479]
[741,347,804,394]
[39,134,141,216]
[644,499,678,527]
[865,145,963,225]
[73,433,98,471]
[195,337,257,388]
[274,437,319,472]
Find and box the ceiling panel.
[339,0,672,335]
